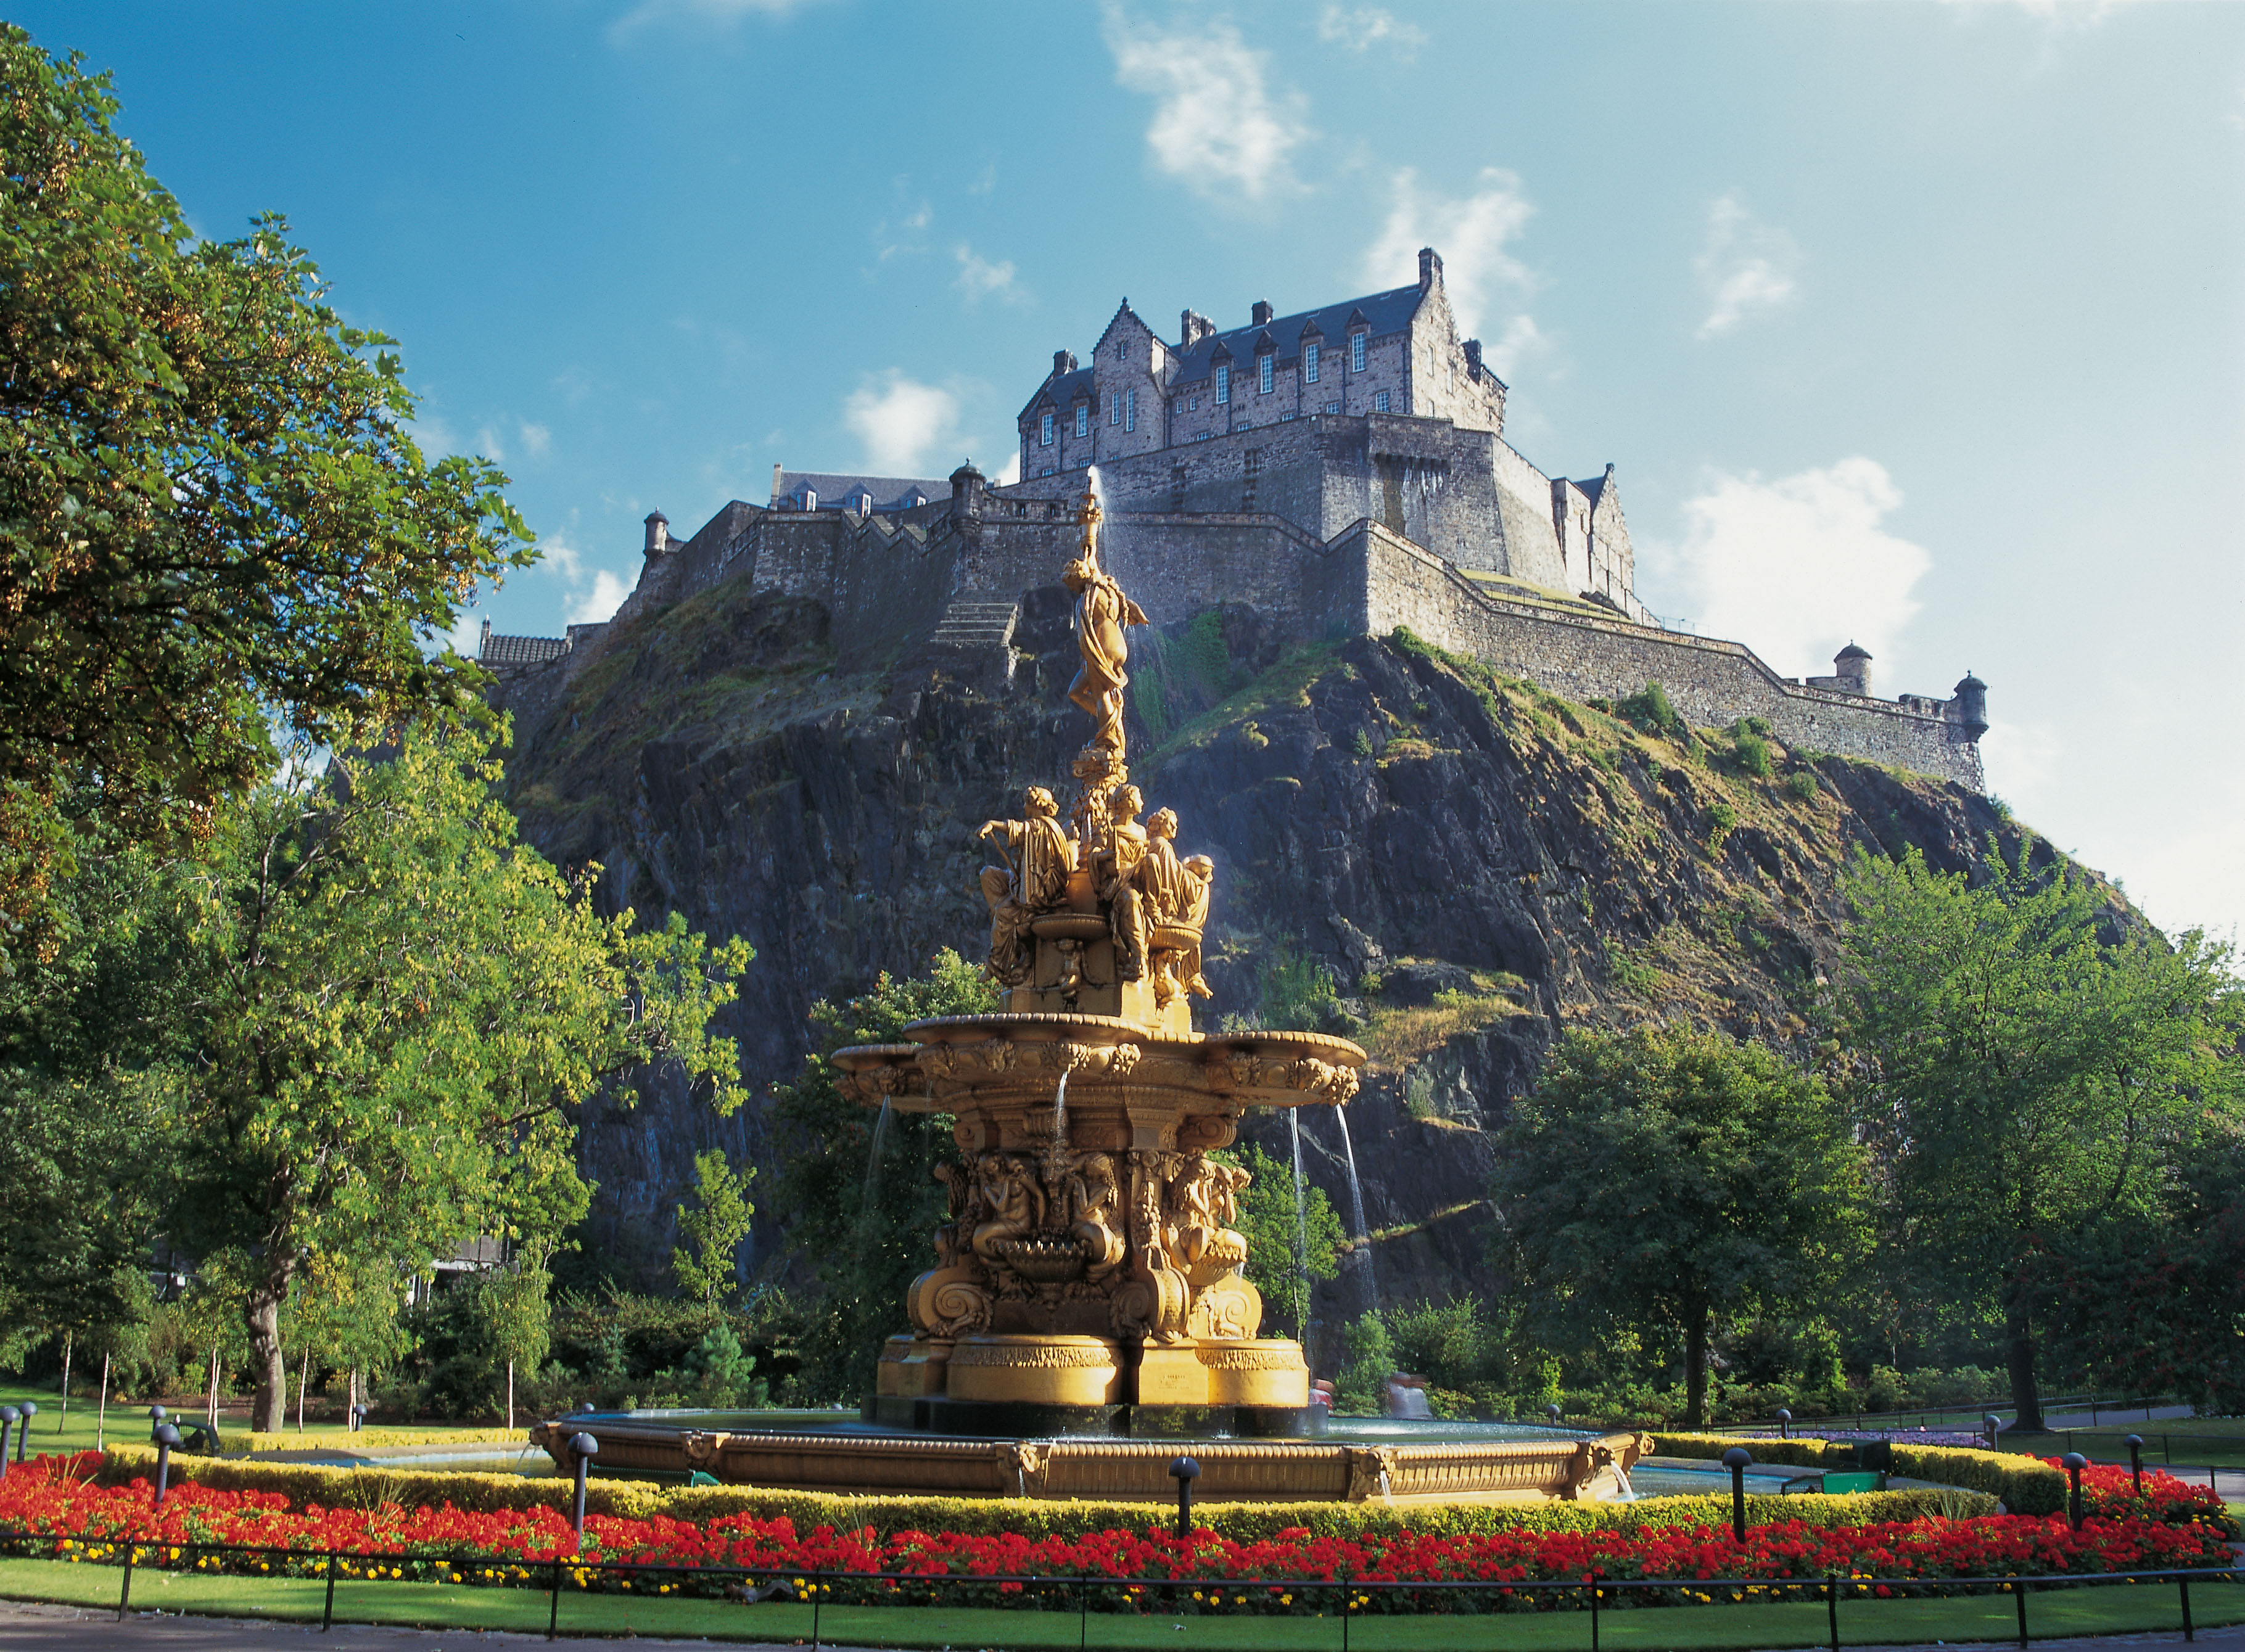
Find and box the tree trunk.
[1684,1301,1712,1427]
[507,1360,515,1433]
[297,1346,310,1432]
[2006,1304,2045,1432]
[245,1272,289,1434]
[58,1332,71,1425]
[206,1344,220,1431]
[96,1354,110,1452]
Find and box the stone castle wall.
[1345,522,1985,790]
[492,481,1983,793]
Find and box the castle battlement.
[484,250,1988,792]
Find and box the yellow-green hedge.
[96,1446,1987,1541]
[1652,1432,2066,1517]
[241,1428,528,1454]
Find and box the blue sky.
[19,0,2245,938]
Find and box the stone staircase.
[928,599,1020,651]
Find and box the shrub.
[1652,1432,2065,1515]
[1619,682,1681,733]
[1706,800,1739,850]
[1785,770,1819,801]
[1334,1310,1395,1414]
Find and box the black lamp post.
[350,1403,368,1434]
[1721,1446,1753,1543]
[1775,1407,1793,1441]
[569,1432,599,1548]
[1983,1413,2003,1452]
[14,1400,35,1463]
[148,1404,167,1441]
[1544,1402,1563,1426]
[152,1423,181,1506]
[2062,1451,2088,1531]
[0,1407,17,1482]
[1168,1456,1201,1539]
[2123,1434,2145,1497]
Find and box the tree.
[1835,844,2241,1429]
[671,1149,756,1307]
[1492,1025,1869,1426]
[167,720,752,1431]
[0,30,533,955]
[771,950,999,1403]
[1229,1141,1346,1341]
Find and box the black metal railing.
[4,1526,2238,1648]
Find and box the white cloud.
[1316,5,1425,56]
[1104,9,1311,200]
[475,424,508,462]
[1935,0,2158,25]
[843,372,961,475]
[434,609,483,660]
[1695,194,1802,339]
[991,451,1021,486]
[540,532,586,584]
[1483,315,1546,382]
[519,421,552,458]
[954,244,1026,305]
[1361,166,1535,337]
[874,199,934,261]
[567,569,632,625]
[1654,457,1930,675]
[610,0,820,41]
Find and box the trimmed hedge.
[241,1428,527,1454]
[1653,1432,2066,1517]
[94,1446,1986,1542]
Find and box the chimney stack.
[1053,348,1077,379]
[1462,339,1483,379]
[770,463,784,507]
[1418,247,1443,291]
[1251,299,1274,326]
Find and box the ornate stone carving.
[949,1340,1119,1370]
[1346,1445,1401,1503]
[978,787,1073,985]
[1063,488,1146,763]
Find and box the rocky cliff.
[496,561,2049,1347]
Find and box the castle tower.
[1834,643,1871,696]
[1953,672,1990,736]
[643,510,670,561]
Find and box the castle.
[485,249,1989,790]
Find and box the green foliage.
[1350,728,1374,757]
[1835,844,2243,1424]
[1493,1025,1870,1426]
[1229,1143,1344,1339]
[1129,609,1245,749]
[1705,800,1739,850]
[1652,1432,2058,1518]
[772,950,999,1403]
[0,30,535,951]
[671,1149,757,1307]
[1729,720,1774,776]
[1618,682,1682,734]
[1334,1309,1396,1414]
[1251,946,1354,1034]
[1601,938,1661,993]
[679,1321,765,1407]
[1784,770,1821,802]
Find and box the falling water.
[1052,1071,1069,1141]
[1287,1107,1312,1335]
[1333,1106,1379,1313]
[859,1097,896,1218]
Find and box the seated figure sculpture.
[1097,784,1151,982]
[978,786,1071,985]
[1137,808,1214,1006]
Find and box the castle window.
[1110,396,1120,426]
[1075,405,1088,438]
[1040,411,1054,446]
[1188,395,1199,411]
[802,488,817,511]
[1350,332,1366,373]
[1374,391,1390,412]
[1216,365,1230,404]
[1126,388,1137,432]
[1324,401,1340,414]
[1040,466,1053,477]
[1258,354,1273,395]
[1304,341,1320,383]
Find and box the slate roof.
[480,632,569,668]
[1022,365,1097,419]
[1166,283,1425,386]
[773,471,947,513]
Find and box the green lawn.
[3,1558,2241,1650]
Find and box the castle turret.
[1834,642,1871,696]
[1952,672,1989,737]
[949,459,986,525]
[643,510,669,560]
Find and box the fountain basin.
[529,1415,1652,1505]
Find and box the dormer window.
[1075,404,1089,438]
[854,490,873,516]
[1258,354,1274,395]
[1351,332,1367,373]
[1040,411,1054,446]
[802,488,817,511]
[1216,365,1230,404]
[1304,342,1320,383]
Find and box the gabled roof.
[1020,364,1098,421]
[773,471,946,512]
[1167,284,1423,385]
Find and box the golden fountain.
[535,480,1648,1505]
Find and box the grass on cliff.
[1138,641,1341,775]
[1354,984,1530,1072]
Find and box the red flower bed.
[2040,1456,2228,1527]
[0,1452,2229,1617]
